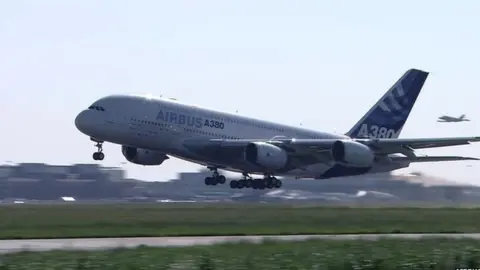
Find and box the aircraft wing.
[390,155,480,162]
[183,136,480,169]
[360,137,480,150]
[185,136,480,157]
[267,136,480,156]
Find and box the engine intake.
[121,146,169,166]
[331,140,375,167]
[244,142,288,170]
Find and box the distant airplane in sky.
[437,114,470,122]
[74,68,480,190]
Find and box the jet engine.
[331,140,375,167]
[121,146,169,166]
[244,142,288,170]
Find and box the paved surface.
[1,234,480,254]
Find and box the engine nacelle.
[244,142,288,170]
[121,146,169,166]
[331,140,375,167]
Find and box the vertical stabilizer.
[346,69,429,139]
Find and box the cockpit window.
[88,105,105,111]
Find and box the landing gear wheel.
[229,180,238,189]
[217,175,226,184]
[251,179,261,189]
[258,181,266,189]
[234,172,253,189]
[92,140,104,161]
[204,177,212,185]
[205,177,220,186]
[206,167,226,185]
[92,152,105,161]
[237,180,245,189]
[266,178,274,189]
[275,180,282,188]
[260,175,280,189]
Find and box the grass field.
[2,238,480,269]
[1,203,480,239]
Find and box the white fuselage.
[75,94,409,178]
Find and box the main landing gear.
[229,174,282,190]
[92,140,105,161]
[204,167,227,186]
[203,169,282,189]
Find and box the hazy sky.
[2,0,480,184]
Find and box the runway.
[1,233,480,253]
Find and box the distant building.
[0,163,132,200]
[0,162,479,203]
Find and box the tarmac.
[1,233,480,253]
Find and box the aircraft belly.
[282,163,331,178]
[368,161,409,173]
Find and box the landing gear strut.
[204,167,226,186]
[92,140,105,161]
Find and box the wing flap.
[391,155,480,162]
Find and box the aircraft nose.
[75,110,93,134]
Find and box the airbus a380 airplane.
[75,68,480,190]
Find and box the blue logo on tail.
[347,69,429,139]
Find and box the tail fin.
[346,69,429,139]
[460,114,465,119]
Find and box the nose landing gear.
[92,139,105,161]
